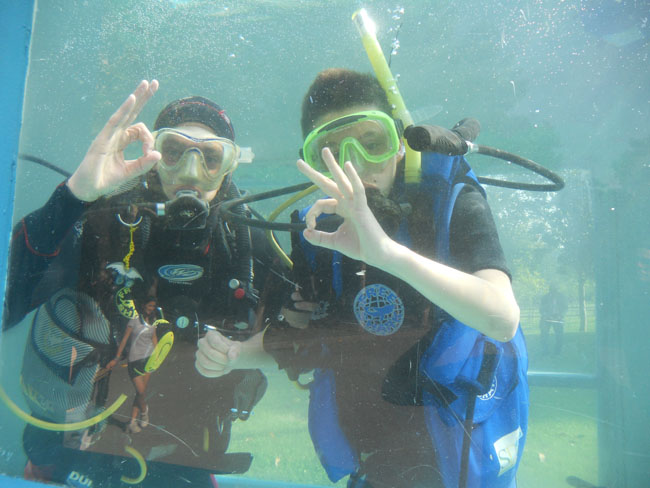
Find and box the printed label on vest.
[66,470,94,487]
[158,264,204,283]
[116,287,138,319]
[494,426,523,476]
[353,284,404,336]
[479,376,498,401]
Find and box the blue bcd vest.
[303,152,529,488]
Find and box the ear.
[397,140,406,160]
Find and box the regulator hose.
[472,145,564,191]
[219,180,254,288]
[404,119,564,192]
[19,153,72,178]
[218,182,313,233]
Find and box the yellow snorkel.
[352,8,420,183]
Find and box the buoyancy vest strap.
[459,341,500,488]
[220,180,254,288]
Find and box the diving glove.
[404,117,481,156]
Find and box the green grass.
[518,387,598,488]
[228,375,600,488]
[227,370,344,486]
[517,309,600,487]
[226,309,601,487]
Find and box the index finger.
[343,160,367,205]
[297,159,341,199]
[322,148,354,199]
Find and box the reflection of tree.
[491,169,595,329]
[494,186,563,308]
[481,118,565,310]
[557,170,594,331]
[607,137,650,285]
[476,114,599,328]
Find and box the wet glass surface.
[1,1,648,487]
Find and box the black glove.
[404,117,481,155]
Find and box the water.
[2,0,649,487]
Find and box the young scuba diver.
[4,80,274,487]
[196,69,529,488]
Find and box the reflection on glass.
[2,1,649,488]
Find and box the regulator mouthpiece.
[165,190,210,230]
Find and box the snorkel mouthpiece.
[165,190,210,230]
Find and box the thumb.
[227,342,242,362]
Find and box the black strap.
[459,341,499,488]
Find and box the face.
[143,300,157,316]
[155,122,226,202]
[312,105,403,195]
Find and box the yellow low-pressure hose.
[0,383,127,432]
[121,446,147,484]
[265,184,318,269]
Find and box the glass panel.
[1,1,648,487]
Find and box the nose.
[344,145,368,174]
[176,149,203,181]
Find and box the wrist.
[376,239,411,276]
[365,236,401,270]
[66,175,96,202]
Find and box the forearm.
[115,329,132,359]
[380,240,520,341]
[233,331,276,371]
[4,183,88,329]
[18,182,88,253]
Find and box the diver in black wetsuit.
[3,80,279,487]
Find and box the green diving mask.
[301,110,402,174]
[153,128,240,189]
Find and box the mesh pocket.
[21,289,111,422]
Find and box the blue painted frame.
[0,0,33,308]
[0,3,45,487]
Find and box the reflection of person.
[196,69,529,488]
[539,284,568,355]
[107,297,159,434]
[4,81,276,486]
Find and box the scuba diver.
[196,69,529,488]
[3,80,275,487]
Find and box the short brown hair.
[301,68,392,137]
